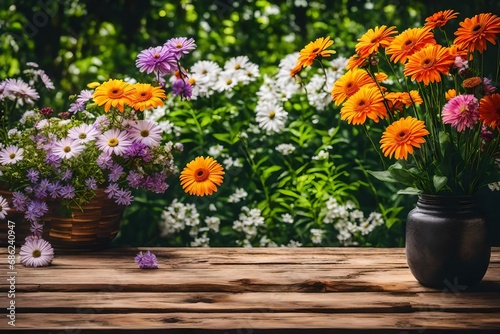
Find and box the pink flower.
[442,94,479,132]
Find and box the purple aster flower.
[97,152,114,169]
[135,45,177,75]
[69,89,93,113]
[174,142,184,152]
[125,141,152,162]
[171,79,192,99]
[25,200,49,222]
[113,188,133,206]
[126,171,144,188]
[108,163,124,182]
[59,185,75,199]
[30,221,44,238]
[26,168,40,183]
[134,251,158,269]
[61,169,73,181]
[144,173,169,193]
[48,181,63,198]
[19,237,54,267]
[45,152,61,168]
[34,178,51,199]
[3,78,39,106]
[12,191,28,211]
[105,183,120,199]
[85,177,98,190]
[164,37,197,59]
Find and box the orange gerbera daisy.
[93,79,135,113]
[332,69,378,106]
[479,93,500,130]
[424,10,459,29]
[386,27,436,64]
[445,89,457,101]
[180,156,225,196]
[454,13,500,53]
[355,25,398,58]
[345,54,367,71]
[131,83,166,111]
[380,116,429,160]
[291,36,336,76]
[340,86,387,125]
[403,44,455,85]
[384,90,423,112]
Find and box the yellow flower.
[180,156,225,196]
[92,79,135,113]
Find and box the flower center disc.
[109,88,123,98]
[108,138,119,147]
[63,146,71,153]
[269,111,276,119]
[396,130,410,143]
[9,153,15,159]
[137,91,153,101]
[32,249,41,258]
[79,133,87,139]
[194,168,210,182]
[140,130,150,138]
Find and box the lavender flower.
[135,45,177,75]
[61,169,73,181]
[108,163,124,182]
[48,181,63,198]
[12,191,28,211]
[164,37,197,59]
[30,221,44,238]
[33,178,51,199]
[45,152,62,168]
[85,177,98,190]
[114,188,133,205]
[134,251,158,269]
[171,79,192,99]
[26,168,40,183]
[125,142,152,162]
[59,185,76,199]
[0,196,10,219]
[19,237,54,267]
[3,78,39,106]
[25,200,49,222]
[105,183,120,199]
[97,152,113,169]
[69,89,93,113]
[126,171,144,188]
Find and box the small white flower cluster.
[187,56,260,99]
[321,197,385,246]
[228,188,248,203]
[275,143,296,155]
[233,206,265,244]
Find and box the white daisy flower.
[68,124,100,144]
[97,129,132,156]
[52,138,84,159]
[190,60,221,82]
[0,195,10,219]
[0,145,24,165]
[214,71,241,92]
[255,104,288,133]
[224,55,251,72]
[19,237,54,267]
[129,120,163,147]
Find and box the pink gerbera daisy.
[442,94,479,132]
[97,129,132,156]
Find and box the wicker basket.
[0,186,124,251]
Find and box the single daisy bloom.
[92,79,135,113]
[340,86,387,125]
[129,119,163,147]
[68,123,100,144]
[131,83,166,111]
[190,60,221,82]
[135,45,178,75]
[180,156,225,196]
[224,55,251,71]
[68,89,94,113]
[331,68,377,106]
[355,25,398,58]
[3,78,40,106]
[346,53,368,71]
[442,94,479,132]
[52,138,84,159]
[97,129,132,156]
[386,27,436,64]
[479,93,500,130]
[454,13,500,53]
[404,44,455,85]
[0,145,24,165]
[0,195,10,219]
[292,36,336,75]
[424,10,460,29]
[256,104,288,133]
[19,237,54,267]
[164,37,196,59]
[380,116,430,160]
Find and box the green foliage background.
[1,0,499,246]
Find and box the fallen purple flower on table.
[134,250,158,269]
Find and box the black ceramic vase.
[406,195,491,288]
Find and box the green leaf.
[433,175,448,192]
[396,187,421,195]
[212,133,233,145]
[277,189,302,199]
[367,170,397,183]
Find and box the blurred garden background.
[1,0,500,247]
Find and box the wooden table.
[1,247,499,333]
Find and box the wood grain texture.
[0,247,499,333]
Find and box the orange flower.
[386,27,436,64]
[479,93,500,130]
[424,10,459,29]
[384,90,422,112]
[345,54,368,71]
[445,89,457,101]
[380,116,430,160]
[340,86,387,125]
[131,83,166,111]
[403,44,455,85]
[448,44,471,62]
[180,156,225,196]
[291,36,336,76]
[454,13,500,53]
[332,69,378,106]
[93,79,135,113]
[355,25,398,58]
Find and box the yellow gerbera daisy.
[92,79,135,113]
[380,116,429,160]
[180,156,225,196]
[131,83,166,111]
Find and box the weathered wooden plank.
[3,312,500,330]
[12,291,500,313]
[2,267,499,293]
